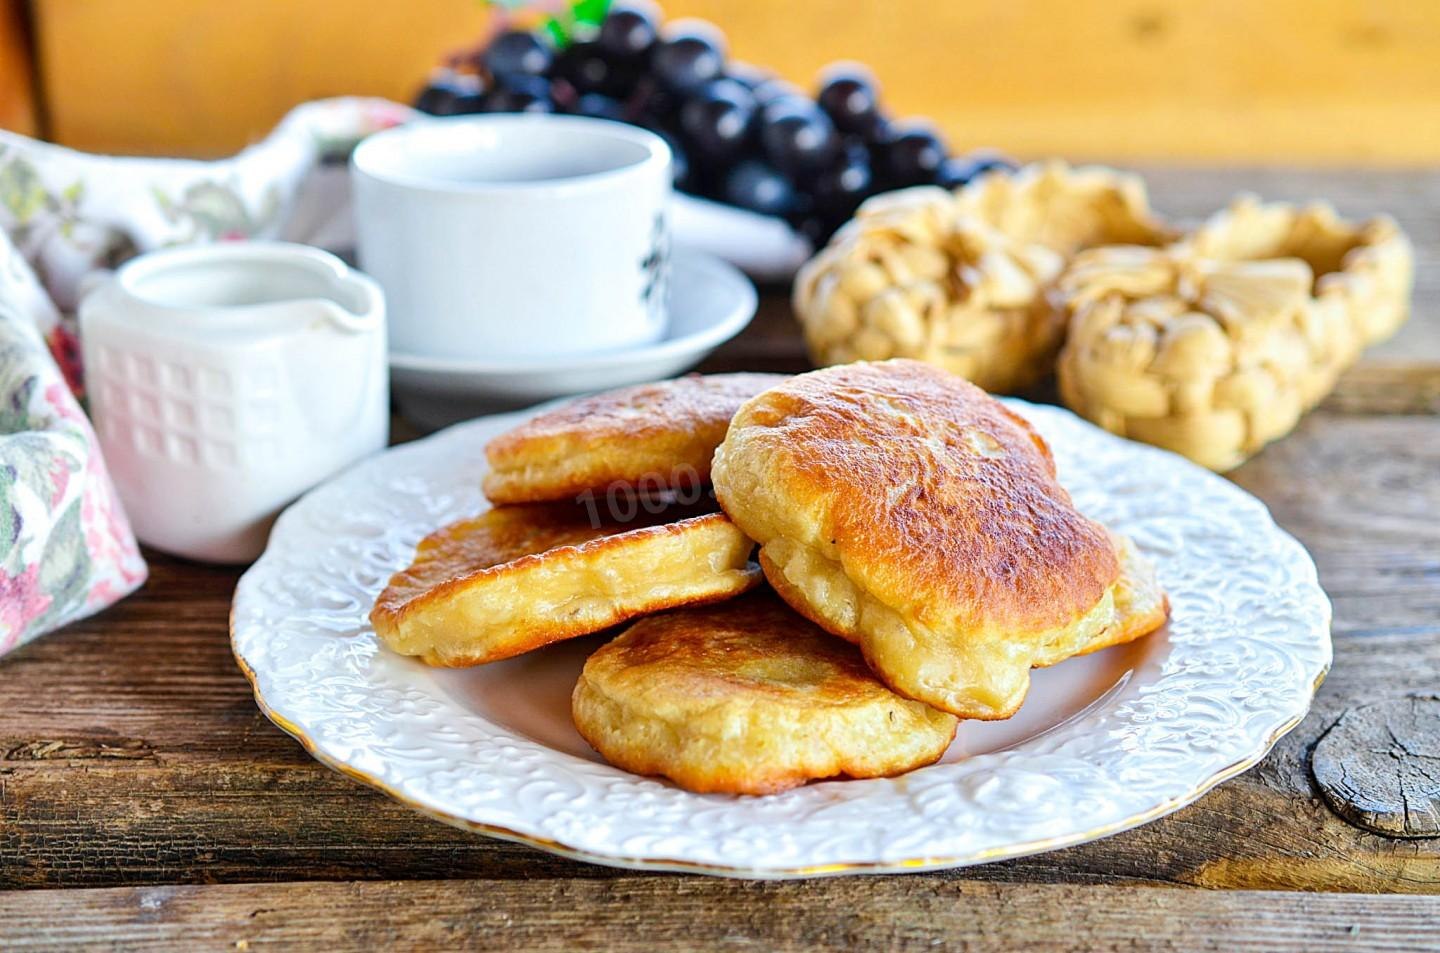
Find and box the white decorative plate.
[231,398,1331,878]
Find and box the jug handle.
[78,269,115,303]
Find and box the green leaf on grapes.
[572,0,610,26]
[542,16,568,47]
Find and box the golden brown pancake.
[483,373,788,505]
[711,359,1168,720]
[371,500,761,666]
[572,592,959,795]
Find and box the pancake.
[571,592,959,795]
[1049,531,1168,662]
[371,500,762,666]
[711,359,1168,720]
[483,373,788,505]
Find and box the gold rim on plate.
[230,608,1326,879]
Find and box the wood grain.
[665,0,1440,165]
[30,0,1440,162]
[0,169,1437,945]
[1,364,1436,894]
[31,0,489,156]
[1312,696,1440,839]
[0,0,37,136]
[4,879,1440,952]
[5,216,1440,896]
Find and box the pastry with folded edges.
[712,359,1168,719]
[483,373,787,505]
[371,499,761,666]
[572,591,959,795]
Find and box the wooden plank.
[0,0,38,136]
[1319,364,1440,417]
[31,0,1440,162]
[1311,695,1440,839]
[663,0,1440,165]
[31,0,490,156]
[2,879,1438,951]
[2,165,1438,894]
[1,402,1436,893]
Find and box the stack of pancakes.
[371,361,1169,795]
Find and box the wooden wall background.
[11,0,1440,162]
[0,0,36,135]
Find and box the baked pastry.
[483,373,787,505]
[371,500,761,666]
[711,359,1168,719]
[1055,197,1413,470]
[1189,195,1412,348]
[792,161,1172,393]
[951,159,1170,255]
[572,592,959,794]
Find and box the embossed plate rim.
[231,397,1332,878]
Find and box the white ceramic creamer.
[79,242,388,563]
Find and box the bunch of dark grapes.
[413,5,1015,244]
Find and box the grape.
[935,158,970,190]
[813,143,873,218]
[500,73,551,98]
[937,152,1018,189]
[759,93,812,124]
[723,61,770,90]
[414,78,466,116]
[794,213,832,248]
[452,88,488,115]
[679,79,756,162]
[574,93,627,122]
[482,89,552,113]
[414,72,485,116]
[598,4,658,60]
[650,129,694,190]
[967,150,1018,176]
[862,115,894,150]
[631,76,681,126]
[482,30,552,81]
[722,160,798,216]
[450,16,1011,233]
[552,40,634,97]
[759,101,839,177]
[752,80,806,110]
[483,75,554,114]
[817,65,881,135]
[651,30,725,94]
[877,120,948,186]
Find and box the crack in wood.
[1312,695,1440,839]
[2,739,156,762]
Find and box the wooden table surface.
[2,169,1438,951]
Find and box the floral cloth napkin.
[0,231,144,654]
[0,97,409,658]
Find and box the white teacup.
[352,115,672,361]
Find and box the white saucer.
[389,250,757,430]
